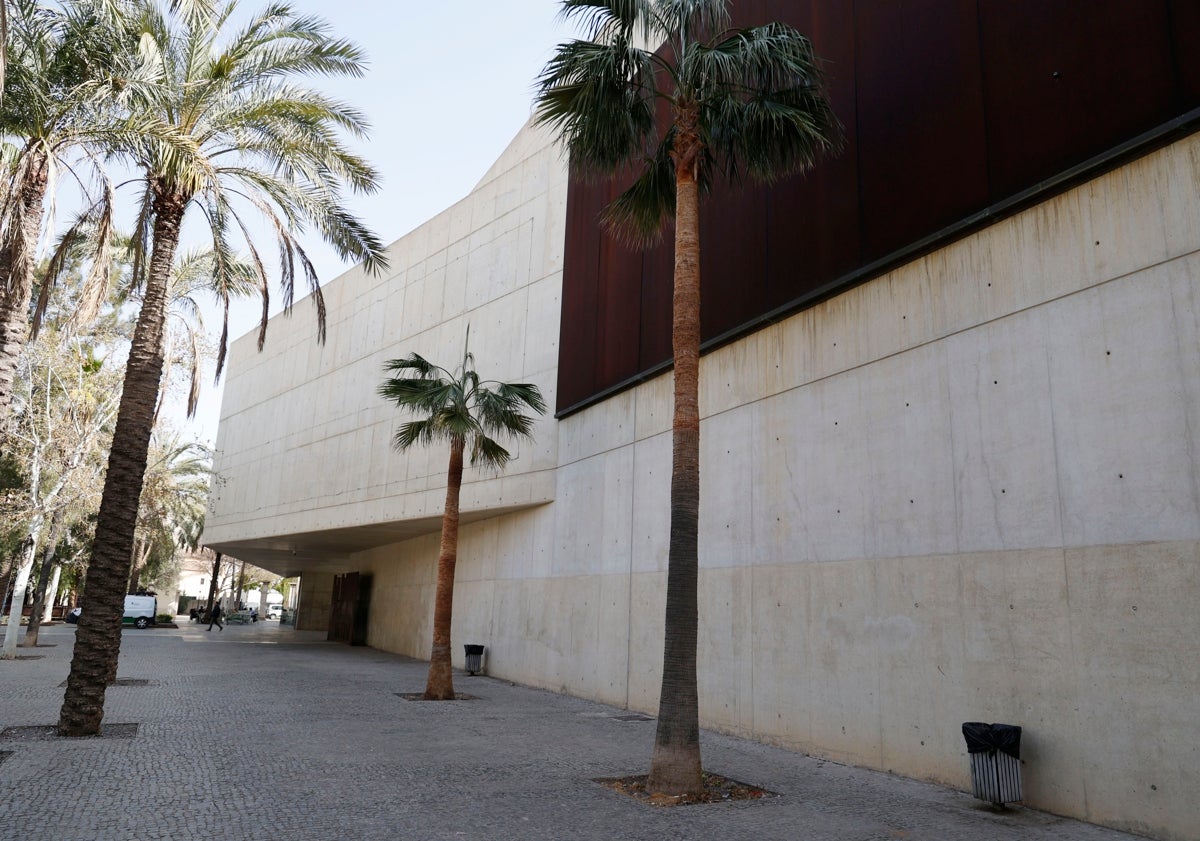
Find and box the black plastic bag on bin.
[962,722,1021,758]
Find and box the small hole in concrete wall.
[1106,351,1111,356]
[993,380,999,385]
[1118,473,1124,479]
[1095,240,1100,246]
[1001,489,1006,493]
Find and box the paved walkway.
[0,620,1149,841]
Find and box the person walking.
[207,603,223,632]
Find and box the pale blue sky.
[180,1,576,444]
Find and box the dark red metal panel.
[761,0,862,311]
[596,174,646,387]
[699,178,768,340]
[854,0,989,262]
[1168,0,1200,107]
[639,235,674,371]
[556,0,1199,415]
[978,0,1176,197]
[556,169,604,410]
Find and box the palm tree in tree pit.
[58,0,387,736]
[534,0,842,795]
[379,332,545,701]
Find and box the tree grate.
[395,692,479,701]
[0,723,138,741]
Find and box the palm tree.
[128,437,210,593]
[58,0,387,737]
[534,0,841,795]
[378,333,545,700]
[0,0,131,421]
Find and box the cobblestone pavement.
[0,621,1149,841]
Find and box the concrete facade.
[205,121,1200,840]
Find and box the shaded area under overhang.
[204,502,543,577]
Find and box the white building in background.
[175,551,214,604]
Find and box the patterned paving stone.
[0,621,1150,841]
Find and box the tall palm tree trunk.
[59,190,185,736]
[424,437,464,700]
[0,146,50,421]
[648,123,704,796]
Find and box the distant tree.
[0,331,120,658]
[128,436,209,593]
[379,333,545,700]
[534,0,841,794]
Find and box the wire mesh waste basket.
[464,644,485,676]
[962,722,1023,805]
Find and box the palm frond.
[600,134,677,246]
[469,434,512,472]
[380,331,546,470]
[534,35,659,174]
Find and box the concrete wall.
[207,120,1200,840]
[205,125,563,551]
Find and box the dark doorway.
[328,572,371,646]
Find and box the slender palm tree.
[379,333,545,700]
[534,0,841,795]
[58,0,387,736]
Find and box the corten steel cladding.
[556,0,1200,416]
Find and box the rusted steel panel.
[596,174,646,387]
[764,0,862,311]
[700,179,768,341]
[978,0,1177,197]
[556,171,605,410]
[1169,0,1200,106]
[639,237,674,372]
[855,0,989,262]
[556,0,1199,415]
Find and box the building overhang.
[203,501,545,578]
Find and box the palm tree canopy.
[534,0,842,244]
[378,340,546,472]
[114,0,388,364]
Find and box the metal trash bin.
[464,644,485,675]
[962,722,1023,805]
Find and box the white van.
[122,595,157,629]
